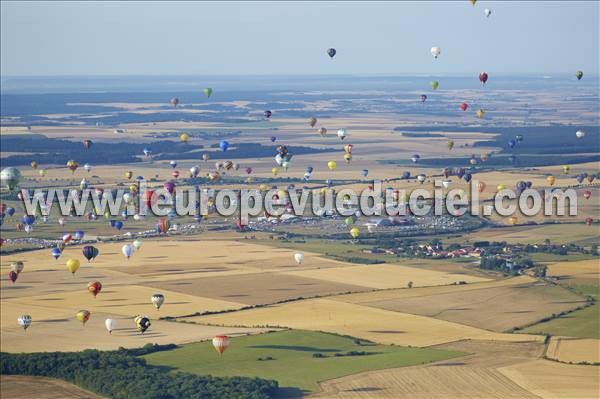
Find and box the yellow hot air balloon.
[180,132,189,143]
[562,165,570,175]
[125,171,133,180]
[259,184,269,192]
[76,310,91,325]
[508,216,518,225]
[38,169,47,177]
[476,109,485,119]
[277,189,287,199]
[271,167,279,176]
[350,227,360,239]
[447,141,454,150]
[344,153,352,163]
[327,161,337,171]
[129,184,138,193]
[546,175,556,186]
[66,259,80,275]
[496,184,506,191]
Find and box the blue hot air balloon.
[51,248,62,260]
[219,140,229,152]
[362,169,369,177]
[113,221,123,230]
[6,207,15,217]
[74,230,85,240]
[22,215,35,226]
[463,173,472,183]
[401,171,411,179]
[508,139,516,148]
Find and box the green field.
[144,330,464,394]
[521,285,599,339]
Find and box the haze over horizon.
[2,1,598,77]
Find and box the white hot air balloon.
[442,179,452,189]
[18,315,32,331]
[122,244,133,259]
[337,128,347,140]
[484,8,492,17]
[294,253,304,264]
[575,130,585,139]
[105,318,116,334]
[84,163,92,172]
[133,239,142,251]
[430,46,441,59]
[151,293,165,310]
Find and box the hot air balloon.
[516,134,524,143]
[82,245,99,262]
[51,248,62,260]
[327,48,336,58]
[76,310,91,326]
[420,94,427,103]
[547,176,556,186]
[583,190,592,200]
[318,127,327,137]
[411,154,421,163]
[477,181,486,193]
[202,153,210,162]
[430,46,441,59]
[460,102,469,111]
[8,270,18,283]
[122,244,133,259]
[30,161,38,169]
[562,165,570,175]
[417,174,427,184]
[212,335,229,355]
[1,167,22,191]
[66,160,79,174]
[585,217,593,226]
[113,220,123,231]
[82,139,93,149]
[169,160,178,169]
[125,171,133,180]
[88,281,102,298]
[164,181,176,194]
[309,117,317,127]
[349,227,360,239]
[587,175,595,184]
[362,169,369,177]
[476,109,485,119]
[62,233,72,244]
[442,179,451,189]
[575,130,585,139]
[484,8,491,17]
[18,315,32,331]
[203,87,213,98]
[135,315,151,333]
[294,253,304,264]
[327,161,337,171]
[576,70,583,80]
[180,132,190,143]
[170,97,179,107]
[156,218,170,234]
[133,239,142,251]
[105,318,116,334]
[190,165,200,178]
[151,293,165,310]
[39,169,47,177]
[447,141,455,150]
[508,139,516,149]
[508,216,518,225]
[66,259,80,275]
[430,81,439,90]
[264,110,272,119]
[10,261,24,274]
[219,140,229,152]
[337,128,347,140]
[479,72,488,84]
[143,148,152,157]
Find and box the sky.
[1,1,599,76]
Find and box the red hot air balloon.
[143,190,156,208]
[479,72,488,85]
[9,271,18,283]
[583,190,592,200]
[212,335,229,355]
[87,281,102,298]
[172,170,180,179]
[460,102,469,111]
[585,217,593,226]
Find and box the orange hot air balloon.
[508,216,518,225]
[212,335,229,355]
[477,181,486,193]
[87,281,102,298]
[546,175,556,186]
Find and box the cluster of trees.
[480,255,534,275]
[1,345,278,399]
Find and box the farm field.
[332,276,587,332]
[190,298,545,347]
[0,375,104,399]
[143,330,464,394]
[546,259,600,287]
[546,337,600,364]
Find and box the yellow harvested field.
[1,306,269,352]
[332,277,586,332]
[1,375,104,399]
[283,263,489,290]
[546,337,600,364]
[547,259,600,286]
[193,298,544,347]
[499,360,600,399]
[462,224,600,245]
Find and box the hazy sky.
[2,1,598,76]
